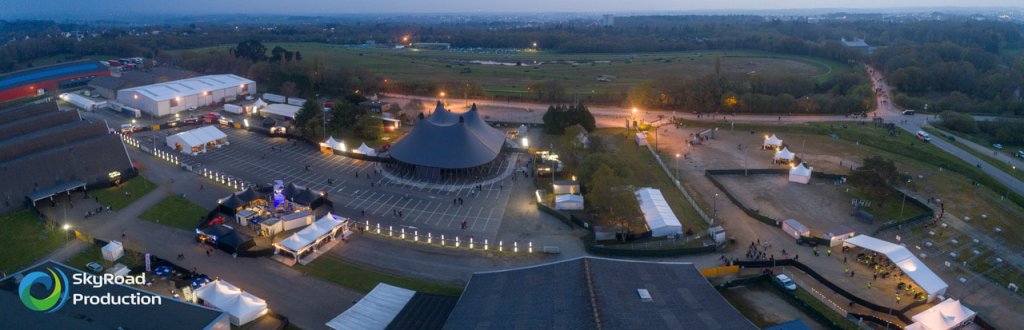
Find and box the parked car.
[119,124,139,133]
[916,131,932,142]
[775,274,797,291]
[86,262,104,273]
[993,144,1003,150]
[1017,150,1024,158]
[902,109,915,115]
[218,117,234,126]
[183,116,199,125]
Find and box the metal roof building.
[0,60,110,102]
[386,102,506,180]
[116,74,255,117]
[444,257,757,330]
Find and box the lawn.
[840,185,929,223]
[792,287,860,330]
[92,176,157,211]
[64,243,146,272]
[589,128,707,233]
[139,195,208,231]
[0,210,67,275]
[294,255,463,296]
[182,43,843,97]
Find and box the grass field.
[65,243,146,272]
[92,176,157,211]
[294,254,463,296]
[139,195,208,231]
[184,43,847,95]
[0,210,66,275]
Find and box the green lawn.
[92,176,157,211]
[0,210,67,275]
[592,128,707,233]
[139,195,208,231]
[64,243,145,272]
[295,255,463,296]
[840,185,929,223]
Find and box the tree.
[939,110,978,133]
[294,99,323,137]
[542,103,596,134]
[233,40,266,62]
[295,51,303,61]
[356,114,383,140]
[850,156,909,199]
[281,81,298,98]
[559,124,589,174]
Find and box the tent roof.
[356,143,376,156]
[844,235,948,297]
[782,219,809,233]
[789,163,812,176]
[325,283,416,330]
[764,134,783,145]
[261,103,301,118]
[235,187,260,203]
[278,213,347,252]
[775,147,795,160]
[909,299,975,330]
[323,137,343,150]
[218,194,245,209]
[635,188,683,233]
[555,194,584,203]
[388,103,506,169]
[169,126,226,148]
[194,280,267,320]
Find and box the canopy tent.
[355,143,376,156]
[763,134,783,148]
[635,188,683,237]
[322,136,346,152]
[252,98,268,109]
[194,280,269,326]
[781,219,810,239]
[260,103,301,118]
[774,147,795,162]
[843,235,949,301]
[101,240,124,261]
[325,283,416,330]
[788,163,812,184]
[555,194,584,211]
[275,213,347,260]
[905,299,976,330]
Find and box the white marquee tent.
[905,298,976,330]
[260,103,301,118]
[774,147,795,162]
[101,240,124,261]
[763,134,783,148]
[194,280,268,326]
[843,235,949,301]
[166,126,227,155]
[555,194,584,210]
[325,283,416,330]
[355,143,377,156]
[635,188,683,237]
[322,136,346,152]
[788,163,812,184]
[275,213,347,261]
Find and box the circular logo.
[18,268,69,313]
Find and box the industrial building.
[0,60,110,103]
[116,74,255,117]
[0,102,133,214]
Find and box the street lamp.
[899,178,911,220]
[675,153,681,179]
[63,224,71,242]
[713,193,719,225]
[1006,166,1016,199]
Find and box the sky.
[1,0,1021,19]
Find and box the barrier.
[700,265,740,277]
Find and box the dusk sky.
[1,0,1021,18]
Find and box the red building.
[0,60,111,103]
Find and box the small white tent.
[763,134,783,148]
[635,188,683,237]
[194,280,269,326]
[167,126,228,154]
[322,137,345,152]
[101,240,124,261]
[781,219,810,239]
[774,147,795,163]
[555,194,584,210]
[355,143,376,156]
[788,163,812,184]
[275,213,347,262]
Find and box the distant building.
[602,14,615,27]
[841,37,873,53]
[411,42,451,50]
[117,74,255,117]
[0,60,110,103]
[89,67,196,99]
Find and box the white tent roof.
[278,213,347,253]
[323,137,344,151]
[908,299,976,330]
[774,147,795,160]
[253,98,268,108]
[356,143,376,156]
[555,194,583,203]
[121,74,254,101]
[193,125,226,141]
[168,129,207,149]
[789,163,812,176]
[844,235,949,298]
[782,219,809,233]
[261,103,301,118]
[194,280,268,324]
[635,188,683,237]
[325,283,416,330]
[764,134,783,146]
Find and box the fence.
[704,170,781,227]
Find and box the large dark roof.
[89,67,195,91]
[0,101,53,123]
[388,102,506,169]
[0,60,108,90]
[387,292,459,330]
[0,260,227,330]
[443,257,756,330]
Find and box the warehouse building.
[88,67,195,99]
[116,74,255,117]
[0,60,110,103]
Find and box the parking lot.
[130,127,520,240]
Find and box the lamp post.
[675,153,680,179]
[63,224,70,242]
[713,193,719,225]
[1007,166,1016,199]
[899,178,911,220]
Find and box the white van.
[916,131,932,142]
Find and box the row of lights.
[153,149,180,165]
[201,168,245,190]
[364,220,533,253]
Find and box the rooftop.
[387,102,507,169]
[120,74,253,101]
